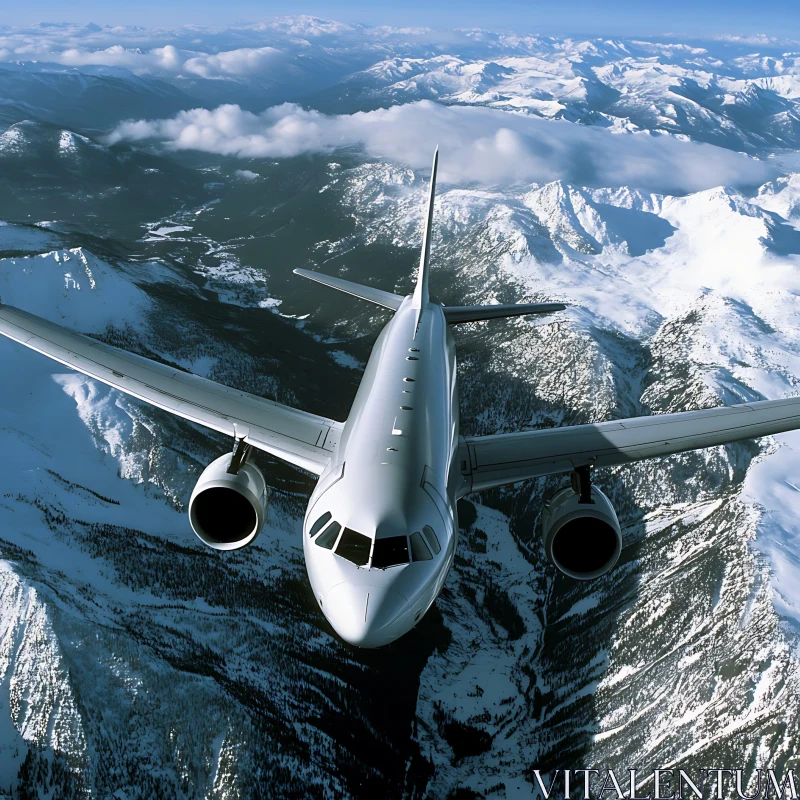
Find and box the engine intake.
[541,485,622,580]
[189,453,267,550]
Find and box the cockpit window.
[410,531,433,561]
[422,525,441,555]
[315,521,341,550]
[309,511,332,537]
[372,536,410,569]
[336,528,371,567]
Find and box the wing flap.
[462,398,800,492]
[0,303,341,474]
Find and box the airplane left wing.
[0,303,341,475]
[460,397,800,492]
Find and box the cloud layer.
[107,100,775,193]
[0,41,285,79]
[0,18,510,80]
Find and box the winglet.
[412,147,438,311]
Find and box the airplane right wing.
[460,397,800,492]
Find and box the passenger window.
[336,528,371,567]
[422,525,441,555]
[315,521,341,550]
[309,511,332,537]
[410,531,433,561]
[372,536,409,569]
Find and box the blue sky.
[4,0,800,39]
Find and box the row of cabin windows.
[307,511,441,568]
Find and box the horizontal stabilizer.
[443,302,566,324]
[294,269,403,312]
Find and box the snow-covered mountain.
[6,21,800,151]
[1,15,800,799]
[334,39,800,152]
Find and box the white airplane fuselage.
[302,296,462,647]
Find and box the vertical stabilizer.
[412,147,438,311]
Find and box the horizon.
[1,3,800,43]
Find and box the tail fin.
[412,147,438,311]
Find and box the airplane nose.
[325,583,409,648]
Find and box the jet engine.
[541,484,622,580]
[188,452,267,550]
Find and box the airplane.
[2,149,800,648]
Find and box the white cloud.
[234,169,260,180]
[5,42,284,78]
[107,100,775,193]
[0,18,483,81]
[183,47,284,78]
[56,44,183,72]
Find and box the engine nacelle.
[541,485,622,580]
[188,453,267,551]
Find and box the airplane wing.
[460,397,800,492]
[0,303,341,475]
